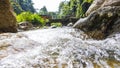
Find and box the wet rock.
[18,21,33,31]
[102,0,120,7]
[73,6,120,39]
[86,0,120,16]
[0,0,17,32]
[67,23,73,27]
[50,25,57,28]
[74,0,120,39]
[85,0,105,16]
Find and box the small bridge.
[47,18,79,26]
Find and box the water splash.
[0,27,120,68]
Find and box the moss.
[51,22,62,27]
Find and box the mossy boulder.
[73,6,120,39]
[0,0,17,32]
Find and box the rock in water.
[85,0,105,16]
[67,22,73,27]
[18,21,33,31]
[0,0,17,32]
[73,6,120,39]
[73,0,120,39]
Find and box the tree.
[58,0,93,18]
[58,1,72,18]
[39,6,48,15]
[48,12,58,19]
[10,0,36,14]
[10,0,23,14]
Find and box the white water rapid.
[0,27,120,68]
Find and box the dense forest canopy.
[10,0,36,14]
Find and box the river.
[0,27,120,68]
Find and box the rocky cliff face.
[0,0,17,33]
[73,0,120,39]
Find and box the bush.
[51,22,62,27]
[16,12,45,26]
[16,12,32,22]
[31,13,45,26]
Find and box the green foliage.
[10,0,23,14]
[39,6,58,19]
[58,1,72,18]
[58,0,93,18]
[84,0,93,3]
[39,6,48,15]
[16,12,45,26]
[48,12,58,19]
[31,13,45,26]
[51,22,62,27]
[10,0,35,14]
[45,19,49,23]
[17,12,32,22]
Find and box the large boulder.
[73,6,120,39]
[73,0,120,39]
[86,0,120,16]
[0,0,17,32]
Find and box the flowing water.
[0,27,120,68]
